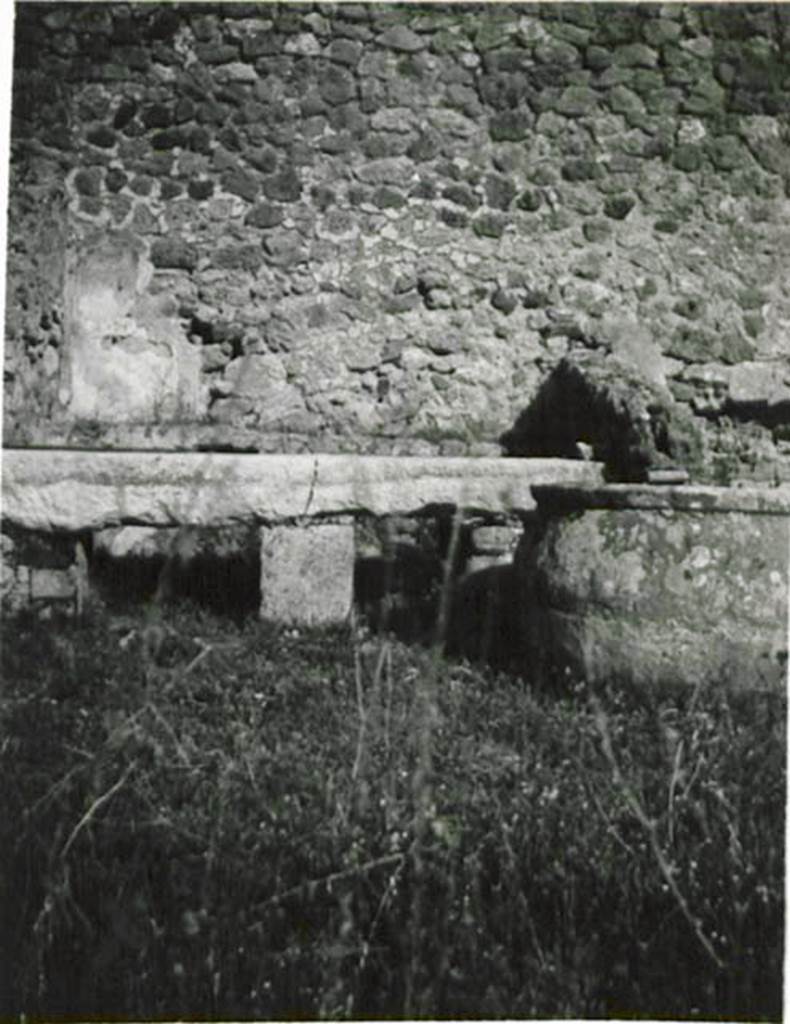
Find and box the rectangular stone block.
[30,568,76,602]
[260,522,354,625]
[471,524,522,555]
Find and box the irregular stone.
[150,238,199,270]
[74,167,103,196]
[726,362,790,411]
[262,167,302,202]
[221,168,260,201]
[488,111,532,142]
[151,127,185,150]
[329,37,363,65]
[603,193,635,219]
[607,85,645,116]
[373,186,406,209]
[194,43,239,65]
[319,65,356,105]
[141,103,172,129]
[612,43,659,67]
[472,212,508,238]
[377,24,424,51]
[355,157,413,186]
[86,125,116,149]
[262,230,306,268]
[516,188,542,212]
[442,182,479,209]
[666,326,754,366]
[554,85,599,116]
[245,201,284,228]
[188,178,214,201]
[561,158,601,182]
[672,142,704,171]
[484,173,517,210]
[491,289,518,315]
[707,135,748,171]
[105,167,127,192]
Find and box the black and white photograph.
[0,1,786,1019]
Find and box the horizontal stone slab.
[1,450,604,532]
[532,482,790,516]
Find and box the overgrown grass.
[0,603,784,1020]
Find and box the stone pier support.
[259,521,355,626]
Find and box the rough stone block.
[260,523,354,625]
[519,484,790,691]
[471,524,521,555]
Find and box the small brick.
[142,103,172,129]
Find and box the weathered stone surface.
[62,233,202,424]
[6,3,790,485]
[518,484,790,690]
[1,451,604,532]
[1,528,86,614]
[470,523,521,555]
[260,522,354,625]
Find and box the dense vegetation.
[0,602,784,1020]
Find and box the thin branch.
[247,852,406,922]
[144,702,191,766]
[591,697,725,971]
[60,760,137,860]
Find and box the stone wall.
[5,2,790,480]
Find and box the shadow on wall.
[355,521,529,673]
[500,350,705,482]
[90,526,261,623]
[445,563,524,672]
[88,518,530,673]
